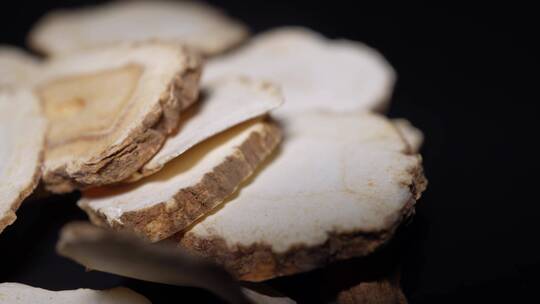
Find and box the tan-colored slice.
[0,89,46,234]
[79,118,281,241]
[56,222,251,304]
[175,112,427,281]
[0,283,149,304]
[129,76,283,181]
[204,27,395,117]
[393,118,424,152]
[39,41,201,193]
[29,0,248,57]
[0,46,41,88]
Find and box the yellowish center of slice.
[39,64,143,148]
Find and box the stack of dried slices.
[0,1,427,303]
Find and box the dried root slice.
[57,222,293,303]
[39,42,202,193]
[204,27,395,117]
[0,89,46,234]
[243,288,297,304]
[333,256,408,304]
[337,279,407,304]
[29,0,248,57]
[79,118,282,241]
[0,283,149,304]
[393,119,424,152]
[175,112,427,281]
[56,222,250,304]
[0,46,41,88]
[129,76,283,181]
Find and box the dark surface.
[1,1,537,303]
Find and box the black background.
[0,1,538,303]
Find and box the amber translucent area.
[39,64,143,147]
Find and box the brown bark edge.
[177,161,427,282]
[43,47,202,193]
[82,119,282,242]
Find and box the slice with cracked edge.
[393,118,424,152]
[174,111,427,281]
[128,76,283,181]
[0,46,41,88]
[79,118,282,241]
[0,89,46,234]
[29,0,248,57]
[204,27,395,117]
[0,283,149,304]
[38,41,201,193]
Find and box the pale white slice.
[38,41,201,193]
[0,46,41,88]
[0,283,149,304]
[204,27,395,117]
[29,0,248,56]
[129,76,283,180]
[177,111,427,281]
[0,89,46,234]
[393,118,424,152]
[79,118,281,241]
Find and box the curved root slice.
[0,89,46,234]
[29,1,248,56]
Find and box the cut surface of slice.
[39,42,201,193]
[204,27,395,117]
[79,118,281,241]
[0,283,150,304]
[129,76,283,180]
[176,112,426,281]
[29,0,248,56]
[0,46,41,88]
[0,89,46,234]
